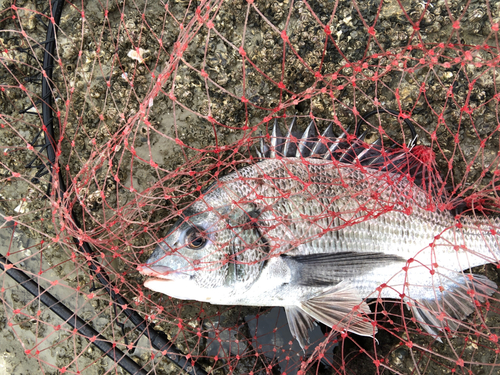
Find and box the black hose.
[0,252,148,375]
[356,108,418,149]
[40,0,63,185]
[12,0,209,374]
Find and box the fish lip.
[137,264,189,280]
[137,264,174,280]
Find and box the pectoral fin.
[286,281,376,350]
[301,281,376,336]
[283,252,406,286]
[407,272,497,339]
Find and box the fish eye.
[185,226,207,249]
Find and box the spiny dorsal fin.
[296,120,317,158]
[257,113,459,202]
[262,108,419,162]
[311,122,335,157]
[259,133,267,158]
[282,117,297,157]
[270,119,283,158]
[324,124,350,160]
[338,129,368,163]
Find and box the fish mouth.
[137,264,175,280]
[137,264,189,281]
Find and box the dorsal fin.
[282,117,297,157]
[260,112,418,169]
[256,110,460,204]
[324,125,350,160]
[296,120,317,158]
[270,119,283,158]
[310,122,335,157]
[337,129,368,163]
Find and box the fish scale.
[235,158,496,268]
[139,118,500,349]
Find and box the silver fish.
[139,118,499,349]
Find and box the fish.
[138,115,500,349]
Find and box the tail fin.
[407,272,497,340]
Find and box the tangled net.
[1,0,500,374]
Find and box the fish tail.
[406,272,497,340]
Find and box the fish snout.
[140,242,195,280]
[137,264,174,277]
[144,240,178,265]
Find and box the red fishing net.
[1,0,500,374]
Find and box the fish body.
[140,120,499,348]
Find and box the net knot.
[412,145,435,165]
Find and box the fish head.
[139,197,269,302]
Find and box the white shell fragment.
[127,48,148,63]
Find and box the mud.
[1,0,499,374]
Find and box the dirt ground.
[1,0,500,374]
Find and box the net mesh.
[1,0,500,373]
